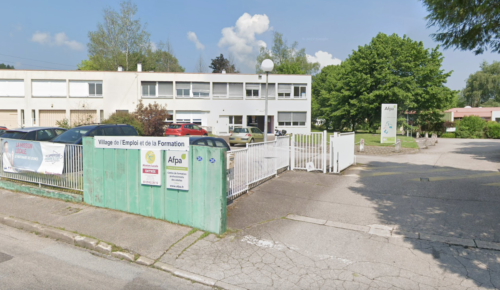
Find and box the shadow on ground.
[227,160,500,288]
[452,141,500,164]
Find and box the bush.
[134,101,170,136]
[485,121,500,139]
[56,118,71,129]
[440,132,456,138]
[102,112,144,135]
[455,116,486,139]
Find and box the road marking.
[482,182,500,187]
[361,168,455,177]
[409,172,500,182]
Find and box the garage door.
[70,110,97,126]
[0,110,18,129]
[39,110,66,127]
[175,111,208,126]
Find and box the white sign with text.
[166,151,189,191]
[94,136,189,151]
[381,104,398,144]
[141,149,161,186]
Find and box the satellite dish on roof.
[464,106,472,108]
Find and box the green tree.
[462,61,500,106]
[143,41,185,72]
[87,0,150,71]
[480,99,500,107]
[77,59,99,71]
[209,54,238,73]
[256,32,319,74]
[0,63,14,69]
[275,62,305,74]
[311,65,342,125]
[314,33,455,132]
[456,115,486,138]
[102,111,144,135]
[422,0,500,54]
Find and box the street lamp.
[260,59,274,142]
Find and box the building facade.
[444,107,500,122]
[0,69,312,135]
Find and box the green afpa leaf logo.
[181,154,186,160]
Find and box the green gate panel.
[82,137,227,234]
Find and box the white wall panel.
[33,80,66,97]
[69,81,89,97]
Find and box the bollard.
[425,132,429,138]
[359,138,365,152]
[395,140,401,153]
[416,132,420,139]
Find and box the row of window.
[0,80,102,98]
[141,82,308,99]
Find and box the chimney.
[118,65,123,72]
[137,62,142,72]
[222,69,226,74]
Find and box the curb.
[0,179,83,203]
[0,214,247,290]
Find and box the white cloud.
[31,31,84,51]
[187,31,205,50]
[306,51,341,68]
[218,13,271,68]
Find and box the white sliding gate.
[329,132,355,173]
[291,131,327,173]
[227,136,289,200]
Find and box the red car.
[0,126,7,136]
[165,123,208,136]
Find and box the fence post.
[274,139,278,176]
[246,143,249,193]
[290,133,294,171]
[323,130,327,173]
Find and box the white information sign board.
[140,149,161,186]
[166,151,189,190]
[95,136,189,151]
[381,104,398,143]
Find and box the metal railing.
[0,138,83,192]
[227,136,289,200]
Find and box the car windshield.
[0,130,6,136]
[168,125,182,129]
[52,128,91,143]
[233,128,249,133]
[1,132,27,139]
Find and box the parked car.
[0,126,7,137]
[190,137,230,151]
[228,127,264,146]
[51,124,138,145]
[1,127,67,141]
[165,123,208,137]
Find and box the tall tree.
[422,0,500,54]
[256,32,319,74]
[143,41,185,72]
[0,63,14,69]
[463,61,500,106]
[209,54,238,73]
[87,0,150,71]
[195,54,207,73]
[314,33,455,131]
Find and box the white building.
[0,68,312,135]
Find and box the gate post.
[290,133,294,170]
[323,130,327,173]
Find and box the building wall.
[0,70,312,134]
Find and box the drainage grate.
[420,178,430,182]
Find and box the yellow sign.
[145,151,155,164]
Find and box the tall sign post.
[381,104,397,144]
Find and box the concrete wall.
[0,69,312,134]
[82,137,227,234]
[492,110,500,122]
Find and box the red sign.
[143,169,158,174]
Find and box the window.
[32,110,36,124]
[176,82,190,97]
[37,129,56,141]
[205,139,214,146]
[142,82,156,97]
[121,126,137,135]
[104,127,122,136]
[192,125,202,130]
[227,115,243,131]
[89,82,103,96]
[25,131,36,140]
[166,111,174,123]
[278,84,291,98]
[55,129,66,136]
[293,84,307,98]
[245,83,259,98]
[215,140,226,148]
[158,82,173,97]
[32,80,66,97]
[278,112,306,126]
[69,81,103,97]
[21,110,25,125]
[0,80,24,97]
[260,83,276,98]
[176,119,190,123]
[192,82,210,98]
[233,128,249,133]
[193,139,206,146]
[213,83,228,98]
[229,83,243,98]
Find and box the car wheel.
[203,133,208,136]
[186,134,190,136]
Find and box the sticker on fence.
[94,136,189,151]
[141,149,161,186]
[2,139,65,175]
[306,162,315,172]
[166,151,189,190]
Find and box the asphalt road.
[0,224,211,290]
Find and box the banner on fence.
[141,149,161,186]
[2,139,65,175]
[381,103,397,143]
[166,150,189,190]
[94,136,189,151]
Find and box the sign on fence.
[141,149,161,186]
[94,136,189,151]
[2,139,65,175]
[166,151,189,190]
[381,104,397,143]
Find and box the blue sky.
[0,0,498,91]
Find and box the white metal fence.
[329,132,355,173]
[0,138,83,191]
[227,136,289,200]
[291,131,327,173]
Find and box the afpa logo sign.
[168,153,186,166]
